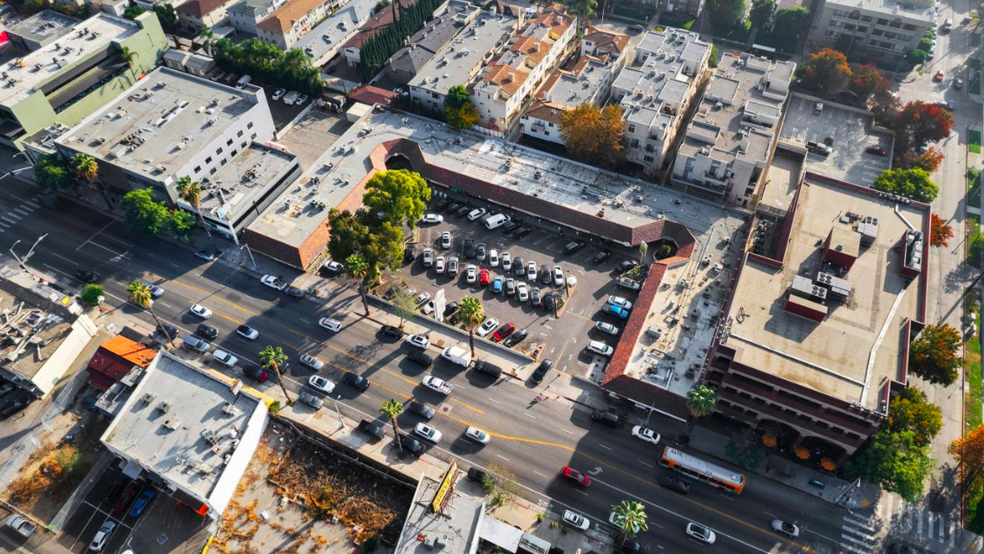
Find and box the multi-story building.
[671,53,795,207]
[807,0,935,62]
[0,12,167,151]
[163,48,217,76]
[341,3,406,67]
[708,172,931,458]
[5,10,79,52]
[407,7,516,118]
[177,0,243,33]
[292,0,377,66]
[381,1,480,85]
[55,67,296,241]
[611,29,710,175]
[520,26,629,144]
[227,0,290,35]
[470,3,576,131]
[255,0,338,49]
[655,0,702,17]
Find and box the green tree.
[176,176,217,251]
[749,0,775,30]
[167,209,197,240]
[70,153,97,183]
[708,44,719,68]
[119,46,138,69]
[35,155,72,193]
[798,47,852,98]
[725,427,766,469]
[565,0,598,20]
[847,429,933,502]
[445,85,479,130]
[905,48,928,64]
[886,387,942,446]
[79,284,104,306]
[121,188,170,234]
[153,3,178,30]
[123,5,145,19]
[771,7,811,52]
[949,425,984,488]
[346,253,373,316]
[873,168,939,203]
[484,462,521,510]
[610,501,648,547]
[127,280,174,349]
[908,323,962,385]
[706,0,747,33]
[380,399,404,454]
[456,297,485,359]
[362,169,431,228]
[686,384,718,432]
[198,28,215,56]
[391,285,418,328]
[259,345,292,402]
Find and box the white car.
[466,264,478,284]
[236,325,259,340]
[421,301,436,315]
[189,304,212,319]
[322,259,343,274]
[416,291,431,306]
[587,340,614,357]
[501,252,512,271]
[319,317,342,332]
[608,295,633,310]
[440,231,452,249]
[686,523,716,544]
[422,375,453,395]
[562,510,591,531]
[421,213,443,224]
[295,94,309,105]
[423,248,434,267]
[89,521,116,552]
[414,422,442,444]
[517,282,529,302]
[476,317,499,338]
[553,266,564,286]
[489,249,499,267]
[465,426,491,444]
[631,425,661,445]
[467,208,487,221]
[299,354,324,370]
[261,274,287,291]
[595,322,619,335]
[212,349,238,368]
[272,88,286,100]
[771,520,800,537]
[147,283,164,298]
[407,334,430,349]
[526,261,537,281]
[308,375,335,394]
[435,257,446,274]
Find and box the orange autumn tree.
[560,103,626,166]
[949,425,984,486]
[930,214,954,247]
[798,48,852,97]
[908,323,962,386]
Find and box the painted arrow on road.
[588,466,604,476]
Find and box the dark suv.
[398,434,426,456]
[380,325,404,339]
[659,475,690,494]
[530,359,554,383]
[357,419,385,441]
[463,239,476,258]
[473,360,502,378]
[590,409,620,426]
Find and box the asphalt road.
[0,179,857,554]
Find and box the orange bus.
[659,447,746,494]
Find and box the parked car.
[422,248,434,268]
[476,243,487,261]
[467,208,487,221]
[5,515,36,538]
[479,268,492,286]
[261,274,287,291]
[503,329,528,347]
[212,349,238,368]
[421,213,443,224]
[501,222,521,234]
[513,256,525,276]
[489,249,499,267]
[659,475,690,494]
[595,322,619,335]
[182,334,208,353]
[358,419,385,441]
[539,264,552,285]
[286,286,305,299]
[605,304,630,319]
[298,391,323,409]
[467,467,488,483]
[617,276,642,291]
[865,146,888,156]
[272,88,286,100]
[562,510,591,531]
[195,250,215,261]
[955,77,964,89]
[407,334,430,349]
[492,323,515,341]
[463,239,476,258]
[513,226,532,239]
[501,252,512,271]
[472,360,502,377]
[76,269,99,283]
[553,266,564,286]
[476,317,498,337]
[237,325,259,340]
[398,433,426,456]
[380,324,404,338]
[530,286,541,306]
[563,240,586,254]
[308,375,335,393]
[590,409,620,426]
[615,260,636,273]
[587,340,614,357]
[530,358,553,383]
[89,521,117,552]
[407,349,434,367]
[299,354,324,370]
[608,295,633,310]
[435,257,446,274]
[243,365,269,383]
[526,261,537,282]
[466,264,478,284]
[492,275,504,293]
[157,323,179,340]
[505,278,516,296]
[342,373,370,391]
[440,231,452,249]
[517,282,529,302]
[593,251,612,264]
[447,257,459,276]
[543,293,564,311]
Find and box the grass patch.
[970,130,982,147]
[969,168,981,209]
[967,310,982,430]
[969,483,983,534]
[969,213,982,269]
[659,12,696,30]
[972,34,982,47]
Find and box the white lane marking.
[562,428,574,434]
[525,413,536,419]
[77,220,116,251]
[495,454,510,462]
[12,207,32,217]
[50,252,79,266]
[170,262,180,268]
[533,471,546,477]
[159,302,173,309]
[802,527,841,545]
[23,200,39,208]
[86,241,128,258]
[638,461,654,468]
[577,490,589,496]
[598,443,613,451]
[488,397,501,404]
[299,318,312,324]
[840,534,871,548]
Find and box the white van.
[236,74,252,88]
[942,18,953,30]
[485,213,510,230]
[441,345,472,367]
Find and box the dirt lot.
[213,421,415,554]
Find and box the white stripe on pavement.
[12,207,31,216]
[841,533,872,548]
[845,516,876,533]
[23,200,39,208]
[838,540,869,554]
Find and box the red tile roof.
[349,86,398,106]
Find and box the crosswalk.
[839,494,962,553]
[0,194,40,234]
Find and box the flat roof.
[824,0,935,21]
[293,0,376,61]
[0,13,140,107]
[538,54,614,107]
[195,143,297,221]
[5,10,79,46]
[101,351,263,501]
[408,10,516,96]
[394,476,483,554]
[613,29,709,108]
[724,174,927,410]
[56,67,261,178]
[387,4,477,75]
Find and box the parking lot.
[779,94,893,186]
[388,195,646,378]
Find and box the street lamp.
[0,166,33,182]
[9,233,47,277]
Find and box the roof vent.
[163,417,181,430]
[141,392,156,404]
[158,401,172,413]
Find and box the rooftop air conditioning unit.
[142,392,156,403]
[158,401,172,413]
[163,417,181,430]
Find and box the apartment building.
[292,0,377,66]
[177,0,243,32]
[408,7,516,117]
[0,12,167,151]
[382,1,480,85]
[227,0,290,35]
[55,67,294,241]
[807,0,935,61]
[470,3,576,131]
[611,28,710,175]
[341,3,408,67]
[255,0,338,49]
[671,53,795,207]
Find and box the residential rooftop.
[101,352,264,505]
[292,0,377,61]
[386,2,479,77]
[394,476,484,554]
[825,0,936,21]
[6,10,79,48]
[56,67,263,178]
[722,174,928,411]
[0,13,141,107]
[256,0,327,34]
[196,143,298,221]
[538,54,612,106]
[614,30,709,107]
[408,9,516,97]
[228,0,281,19]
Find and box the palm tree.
[70,153,113,209]
[176,176,218,253]
[345,254,372,316]
[198,28,215,55]
[127,280,175,349]
[380,399,404,455]
[259,345,292,403]
[686,384,719,432]
[610,501,648,547]
[456,297,484,359]
[119,46,138,69]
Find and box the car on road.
[261,274,288,291]
[397,433,426,456]
[414,422,442,443]
[492,275,504,293]
[865,146,888,156]
[408,401,435,419]
[466,264,478,284]
[243,365,268,383]
[286,286,305,299]
[492,323,515,342]
[562,510,591,531]
[562,465,591,487]
[933,70,944,82]
[422,375,453,395]
[308,375,335,394]
[587,340,614,357]
[552,266,564,286]
[501,252,512,271]
[407,334,430,349]
[503,329,528,347]
[441,345,472,367]
[212,349,238,367]
[686,523,716,544]
[476,317,499,337]
[563,240,585,255]
[299,354,324,370]
[380,324,404,338]
[659,475,690,494]
[128,490,154,518]
[440,231,452,250]
[237,325,259,340]
[195,250,215,261]
[157,323,179,340]
[319,317,342,332]
[517,282,529,302]
[197,324,219,341]
[407,349,434,367]
[479,268,491,286]
[530,358,553,383]
[467,208,487,221]
[590,409,620,426]
[608,295,633,310]
[631,425,660,445]
[422,248,434,267]
[935,100,954,111]
[955,78,964,89]
[465,426,491,444]
[189,304,212,318]
[89,520,116,552]
[771,519,800,537]
[358,419,385,441]
[594,322,619,335]
[76,270,100,283]
[605,304,629,319]
[146,283,165,298]
[342,373,370,391]
[421,213,443,224]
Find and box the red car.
[562,465,591,487]
[479,268,492,286]
[492,323,515,342]
[933,70,944,82]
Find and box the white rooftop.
[825,0,936,21]
[394,477,484,554]
[294,0,377,62]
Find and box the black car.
[543,293,565,311]
[103,478,128,504]
[403,244,417,264]
[357,419,386,441]
[380,324,405,338]
[512,226,532,239]
[539,264,551,285]
[454,205,472,217]
[593,251,612,264]
[443,301,459,318]
[467,467,488,484]
[463,239,476,258]
[285,286,305,299]
[447,201,463,213]
[196,324,219,341]
[343,372,370,391]
[563,240,586,255]
[156,323,179,341]
[407,350,434,367]
[472,360,502,378]
[397,433,426,456]
[75,270,99,283]
[615,260,637,273]
[501,222,522,234]
[591,409,620,426]
[530,358,554,383]
[503,329,528,347]
[659,475,691,494]
[408,401,435,420]
[436,199,454,211]
[620,539,641,554]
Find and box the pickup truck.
[5,515,37,538]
